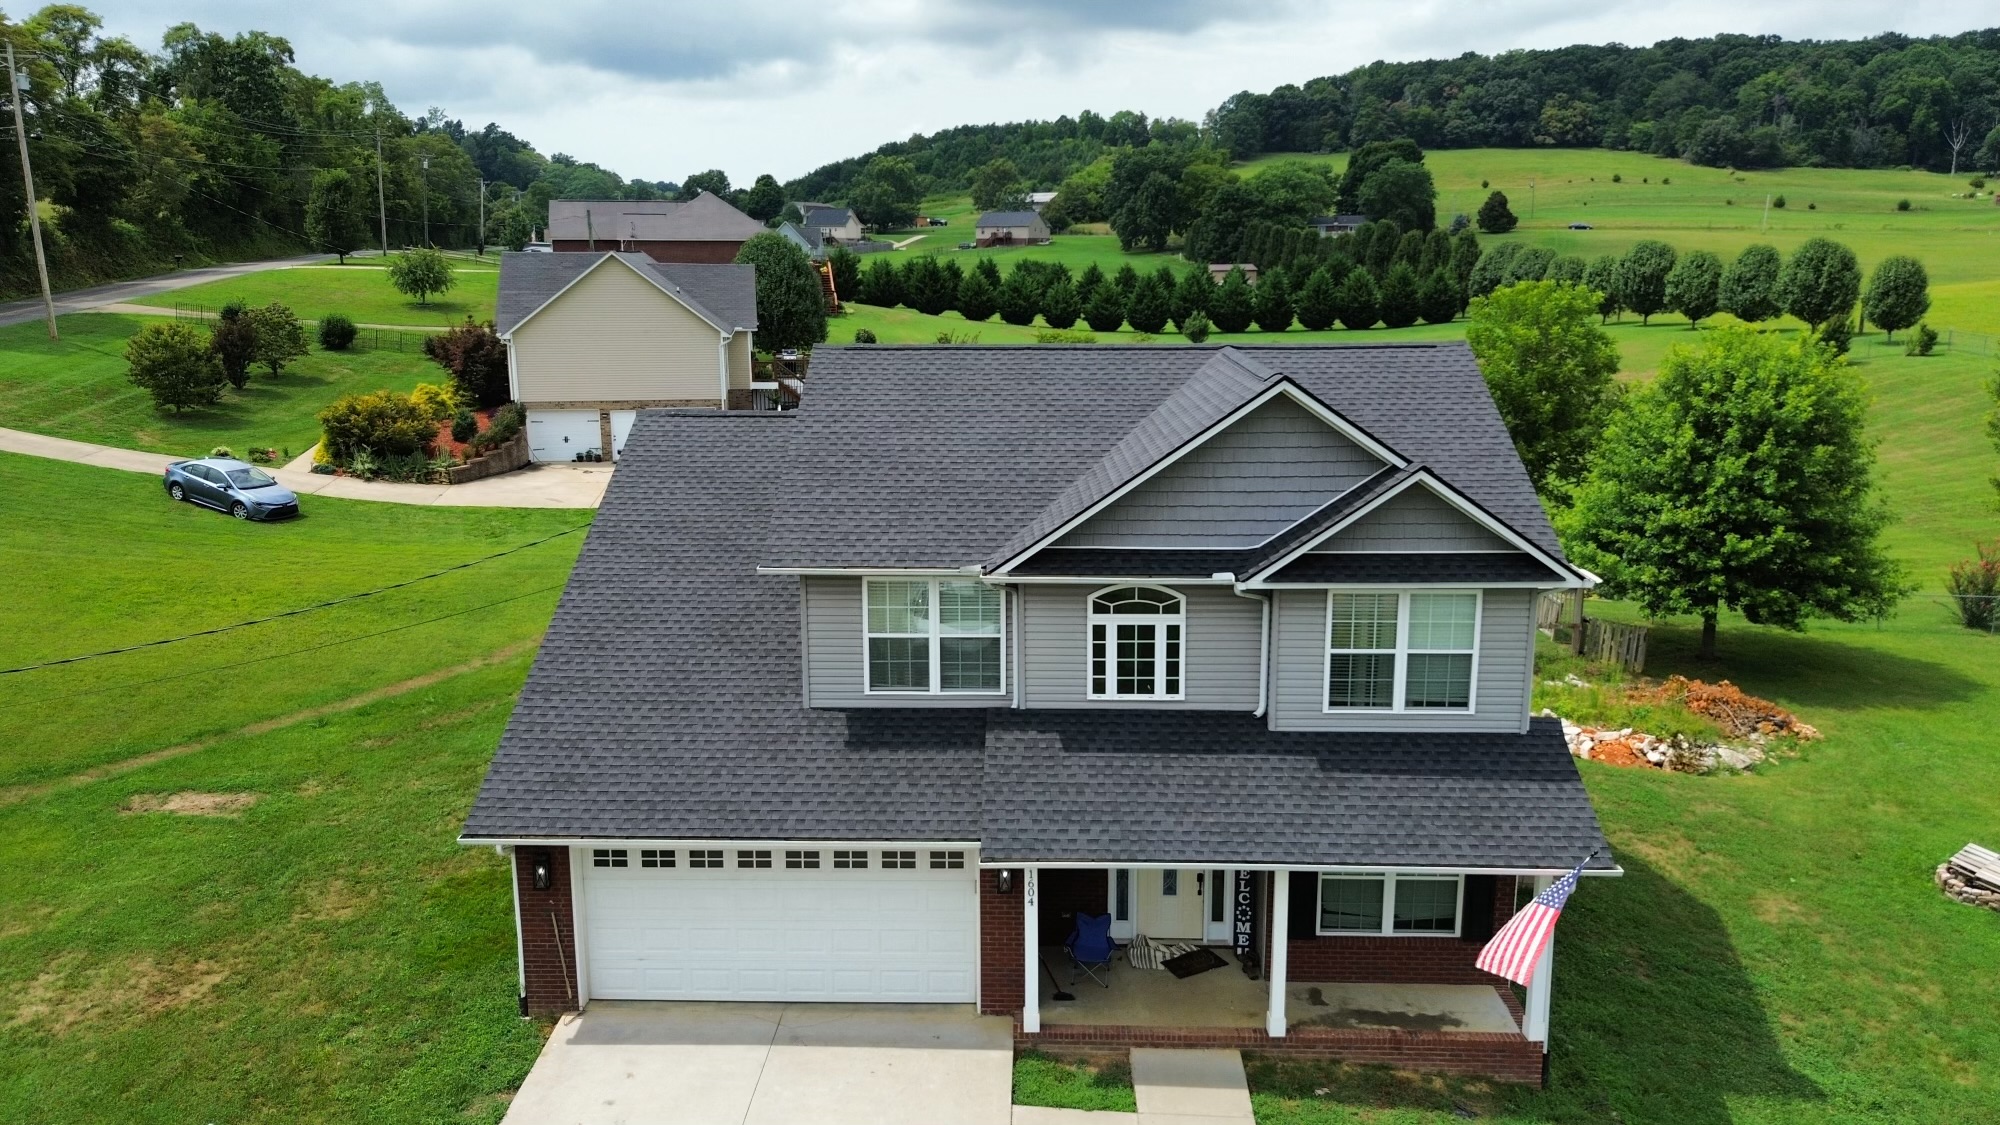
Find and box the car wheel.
[168,482,186,501]
[231,501,250,520]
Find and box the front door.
[1137,868,1206,940]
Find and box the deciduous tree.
[423,319,510,407]
[1861,255,1930,341]
[970,158,1023,211]
[1465,281,1620,492]
[389,248,456,306]
[1718,244,1782,323]
[128,321,224,412]
[1665,250,1723,327]
[1615,240,1677,324]
[246,302,308,376]
[735,232,828,351]
[848,155,923,229]
[743,174,786,222]
[305,168,367,264]
[210,302,257,389]
[1779,236,1860,329]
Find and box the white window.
[592,849,628,868]
[736,849,773,869]
[882,850,917,869]
[785,850,821,869]
[1324,591,1479,712]
[929,850,965,869]
[833,850,869,869]
[688,849,724,869]
[865,579,1005,694]
[1316,873,1464,937]
[639,849,675,868]
[1088,586,1185,700]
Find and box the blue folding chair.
[1065,912,1117,988]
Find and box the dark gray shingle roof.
[1268,553,1565,584]
[977,210,1044,226]
[803,206,855,228]
[764,344,1565,570]
[495,251,758,335]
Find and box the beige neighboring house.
[496,251,760,463]
[799,204,866,243]
[974,209,1051,245]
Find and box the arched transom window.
[1088,586,1185,700]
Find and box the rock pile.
[1640,676,1821,742]
[1548,715,1765,774]
[1936,845,2000,913]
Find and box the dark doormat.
[1163,947,1228,979]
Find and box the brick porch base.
[1016,1019,1545,1086]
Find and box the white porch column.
[1523,875,1554,1047]
[1265,869,1290,1038]
[1022,867,1040,1033]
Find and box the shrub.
[127,321,225,412]
[1812,316,1853,356]
[1033,329,1098,344]
[1946,542,2000,630]
[1807,201,1816,209]
[450,408,478,444]
[410,382,458,424]
[210,301,257,389]
[934,330,982,344]
[1661,176,1671,184]
[1180,310,1211,343]
[246,302,308,376]
[1972,177,1988,190]
[1904,323,1938,356]
[1772,194,1787,209]
[423,319,510,407]
[318,390,433,461]
[1896,199,1911,211]
[388,247,457,305]
[852,328,877,343]
[1611,173,1622,183]
[469,402,524,453]
[319,313,358,350]
[209,445,234,459]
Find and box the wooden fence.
[1537,591,1649,674]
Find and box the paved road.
[0,253,332,329]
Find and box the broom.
[1041,956,1075,1002]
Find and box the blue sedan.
[163,457,300,520]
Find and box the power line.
[0,524,588,676]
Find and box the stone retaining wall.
[445,432,530,484]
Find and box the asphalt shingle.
[495,251,758,335]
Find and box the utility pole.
[7,44,57,340]
[420,154,431,248]
[477,178,487,256]
[1761,193,1772,233]
[374,132,388,258]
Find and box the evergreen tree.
[957,269,998,322]
[1171,268,1212,329]
[1180,309,1212,344]
[1040,278,1082,330]
[1253,267,1294,332]
[939,259,966,312]
[1718,244,1782,323]
[1583,255,1624,322]
[1378,263,1422,328]
[1861,255,1930,340]
[1779,237,1861,328]
[1083,281,1127,333]
[210,301,257,390]
[1616,240,1677,324]
[997,267,1043,326]
[903,256,955,315]
[1296,267,1340,331]
[1363,219,1401,275]
[1114,263,1141,298]
[1665,249,1724,327]
[1476,191,1518,233]
[975,257,1003,286]
[1208,267,1256,333]
[1126,274,1172,334]
[1333,269,1381,330]
[827,248,862,305]
[1393,229,1428,270]
[1449,230,1482,299]
[859,255,903,307]
[1560,328,1904,659]
[1420,228,1454,276]
[1465,281,1620,492]
[1418,267,1460,325]
[1076,262,1107,306]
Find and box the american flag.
[1475,858,1588,987]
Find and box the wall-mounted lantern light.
[996,869,1015,894]
[531,852,553,892]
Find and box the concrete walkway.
[1129,1049,1255,1125]
[0,253,330,328]
[0,427,609,509]
[504,1002,1014,1125]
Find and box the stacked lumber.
[1937,843,2000,911]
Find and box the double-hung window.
[1088,586,1185,700]
[1316,872,1464,937]
[864,579,1004,694]
[1325,591,1478,712]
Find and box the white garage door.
[582,847,977,1003]
[527,409,601,462]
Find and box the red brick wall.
[550,239,746,263]
[979,868,1024,1016]
[1285,876,1519,986]
[514,846,579,1016]
[1020,1018,1544,1085]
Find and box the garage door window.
[689,849,724,868]
[883,850,917,869]
[592,849,628,868]
[737,849,773,869]
[833,850,868,869]
[929,850,965,869]
[640,849,675,868]
[785,850,821,869]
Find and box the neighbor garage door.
[526,409,601,462]
[582,847,977,1003]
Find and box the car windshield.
[225,467,278,489]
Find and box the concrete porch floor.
[1037,946,1519,1034]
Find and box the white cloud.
[85,0,1976,184]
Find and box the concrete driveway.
[503,1002,1014,1125]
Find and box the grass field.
[0,314,444,457]
[125,261,501,328]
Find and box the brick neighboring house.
[461,343,1616,1085]
[494,251,764,462]
[976,209,1052,245]
[547,193,766,262]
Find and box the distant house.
[495,251,763,462]
[975,209,1051,246]
[1025,191,1058,212]
[547,193,766,263]
[776,221,827,261]
[1309,214,1370,236]
[801,205,866,244]
[1208,262,1259,284]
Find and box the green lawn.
[1013,1052,1139,1112]
[0,314,445,458]
[125,262,500,328]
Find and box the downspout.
[1011,587,1024,709]
[501,844,526,1015]
[1232,582,1270,718]
[718,332,730,407]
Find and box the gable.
[1313,484,1515,553]
[1058,395,1387,550]
[510,260,726,404]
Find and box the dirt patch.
[1750,892,1815,927]
[7,952,230,1036]
[122,791,260,817]
[295,877,374,922]
[460,1091,514,1119]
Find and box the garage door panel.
[583,859,975,1003]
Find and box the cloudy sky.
[87,1,1973,184]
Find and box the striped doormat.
[1125,935,1199,969]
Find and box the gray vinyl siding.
[1315,485,1513,553]
[1020,584,1261,710]
[1060,397,1384,549]
[1267,587,1533,733]
[801,576,1013,708]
